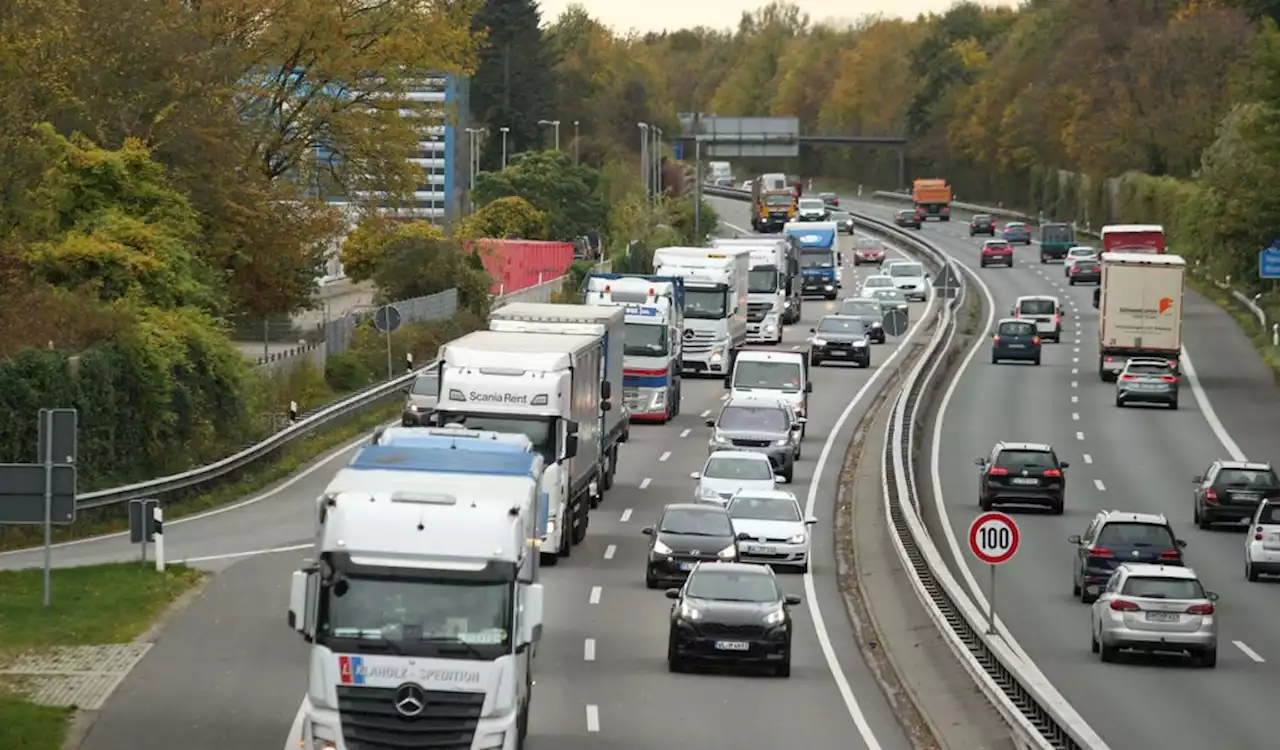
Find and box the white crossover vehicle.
[726,490,816,573]
[692,451,782,505]
[1246,499,1280,581]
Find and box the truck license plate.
[715,641,750,651]
[1011,477,1038,486]
[1145,612,1179,623]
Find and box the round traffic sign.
[374,304,402,333]
[882,307,909,337]
[968,512,1019,565]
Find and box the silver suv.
[706,397,800,482]
[1090,563,1218,667]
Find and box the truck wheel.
[572,503,589,545]
[601,448,615,492]
[540,552,559,566]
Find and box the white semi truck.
[713,236,802,327]
[488,302,628,492]
[1095,252,1186,381]
[652,246,749,378]
[434,329,603,560]
[584,273,686,423]
[288,445,545,750]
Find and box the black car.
[838,298,886,343]
[1070,510,1185,602]
[975,442,1068,514]
[401,370,440,425]
[808,315,871,367]
[666,561,801,676]
[894,209,921,229]
[819,191,839,208]
[969,214,996,236]
[1068,258,1101,285]
[1193,460,1280,529]
[643,504,739,588]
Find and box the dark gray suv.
[707,397,800,482]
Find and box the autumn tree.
[339,219,492,314]
[456,196,549,240]
[471,0,556,171]
[472,150,609,241]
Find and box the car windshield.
[897,210,913,217]
[411,374,439,395]
[818,317,865,335]
[660,508,733,536]
[841,301,881,318]
[684,289,728,319]
[997,321,1036,337]
[1096,522,1175,548]
[994,450,1058,470]
[623,322,667,357]
[985,241,1009,248]
[889,263,923,278]
[1125,363,1173,376]
[864,277,893,288]
[748,268,779,293]
[1069,248,1096,258]
[704,456,774,480]
[799,199,824,210]
[973,215,991,224]
[685,568,779,603]
[1121,576,1205,600]
[322,577,511,648]
[732,361,803,391]
[1019,299,1056,315]
[728,495,800,522]
[718,405,790,432]
[1217,468,1280,489]
[1005,223,1026,230]
[856,239,883,250]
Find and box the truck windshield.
[319,577,512,659]
[624,322,667,356]
[800,251,834,268]
[1041,225,1073,243]
[431,413,555,463]
[733,361,804,391]
[684,289,728,319]
[748,268,779,293]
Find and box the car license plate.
[830,350,847,356]
[1011,477,1038,486]
[678,562,695,571]
[1007,343,1024,349]
[715,640,750,651]
[748,545,775,555]
[1145,612,1179,623]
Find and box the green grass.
[0,693,72,750]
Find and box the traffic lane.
[79,548,309,750]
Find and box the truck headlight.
[545,519,556,537]
[310,724,338,750]
[407,403,419,412]
[709,350,723,362]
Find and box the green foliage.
[339,218,493,316]
[456,196,549,240]
[324,353,374,393]
[472,150,609,240]
[470,0,557,172]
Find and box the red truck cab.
[1101,224,1165,254]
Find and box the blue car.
[990,318,1041,365]
[1001,221,1033,245]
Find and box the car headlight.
[763,607,787,626]
[853,340,867,347]
[811,338,827,346]
[784,299,792,308]
[786,533,807,544]
[679,602,702,620]
[717,544,738,559]
[407,403,419,412]
[697,486,721,501]
[774,438,790,446]
[652,539,672,555]
[711,431,730,445]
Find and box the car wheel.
[782,465,794,483]
[1073,573,1081,597]
[1100,642,1118,663]
[1247,558,1259,582]
[1051,500,1064,515]
[1199,648,1217,668]
[1033,356,1041,366]
[1197,507,1212,530]
[979,495,992,511]
[1091,627,1100,654]
[645,572,658,589]
[1170,398,1179,410]
[667,653,685,673]
[991,354,999,364]
[1115,395,1123,408]
[1070,279,1076,286]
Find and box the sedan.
[1091,563,1218,667]
[809,315,871,367]
[894,209,922,229]
[693,451,783,505]
[707,398,800,482]
[990,318,1040,365]
[1001,222,1032,244]
[643,503,739,589]
[980,239,1014,268]
[858,275,895,296]
[1115,358,1179,409]
[819,191,839,208]
[1068,258,1101,285]
[728,490,815,573]
[1062,246,1098,276]
[1194,459,1280,529]
[666,561,801,676]
[865,287,910,316]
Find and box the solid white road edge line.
[175,543,311,565]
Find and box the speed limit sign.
[969,512,1020,565]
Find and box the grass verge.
[1187,275,1280,382]
[0,562,206,750]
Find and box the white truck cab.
[653,246,750,377]
[725,349,811,438]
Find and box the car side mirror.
[774,475,788,484]
[784,595,802,606]
[1060,461,1070,469]
[804,516,817,525]
[1191,475,1203,483]
[809,327,816,332]
[705,418,716,427]
[973,458,985,466]
[690,472,701,480]
[665,589,681,600]
[641,526,654,535]
[1068,534,1082,545]
[1176,539,1187,549]
[1206,591,1219,602]
[796,416,808,424]
[804,382,813,393]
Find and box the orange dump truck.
[912,179,953,221]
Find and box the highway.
[7,196,936,750]
[840,196,1280,750]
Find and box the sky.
[537,0,1019,33]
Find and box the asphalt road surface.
[843,196,1280,750]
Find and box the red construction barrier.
[469,239,575,295]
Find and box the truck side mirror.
[1092,288,1100,309]
[804,382,812,393]
[601,381,612,400]
[288,569,317,641]
[519,583,544,646]
[563,434,579,460]
[601,401,612,412]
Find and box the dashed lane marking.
[1077,431,1085,441]
[1094,479,1106,492]
[604,544,616,560]
[679,428,691,438]
[638,477,652,490]
[1083,453,1093,464]
[584,639,596,661]
[620,508,632,523]
[589,586,602,604]
[586,704,601,732]
[659,451,671,462]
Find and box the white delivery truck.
[434,329,603,558]
[652,246,750,377]
[713,236,802,326]
[707,161,733,183]
[288,445,544,750]
[488,302,628,493]
[584,273,685,423]
[1095,252,1186,381]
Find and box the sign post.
[373,304,403,381]
[968,511,1020,635]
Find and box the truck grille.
[747,303,772,322]
[683,330,717,354]
[336,686,485,750]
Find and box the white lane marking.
[1072,412,1080,421]
[584,638,596,661]
[604,544,616,560]
[1071,381,1078,388]
[589,586,602,604]
[1072,368,1078,374]
[659,451,671,462]
[586,704,600,732]
[1071,395,1079,403]
[620,508,633,523]
[1083,453,1093,464]
[700,409,711,418]
[638,477,652,490]
[1073,314,1080,321]
[1094,479,1106,492]
[1182,352,1248,461]
[175,543,310,565]
[679,428,691,438]
[1077,431,1085,440]
[1073,357,1079,363]
[1234,640,1265,662]
[1074,347,1080,353]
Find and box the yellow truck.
[912,178,952,221]
[751,175,796,233]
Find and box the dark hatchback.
[809,315,872,367]
[401,370,440,425]
[1068,258,1101,285]
[976,442,1067,513]
[666,561,800,676]
[1070,510,1185,602]
[819,191,839,208]
[643,504,739,588]
[838,298,887,343]
[969,214,996,236]
[1193,460,1280,529]
[990,319,1041,365]
[894,209,922,229]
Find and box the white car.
[726,490,816,573]
[887,261,928,301]
[1090,563,1218,667]
[859,275,895,296]
[796,198,828,221]
[1063,246,1098,276]
[692,451,782,505]
[1012,294,1062,342]
[1246,498,1280,581]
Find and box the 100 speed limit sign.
[969,512,1020,565]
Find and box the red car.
[853,239,886,265]
[980,239,1014,268]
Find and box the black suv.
[1193,460,1280,529]
[808,315,871,367]
[969,214,996,236]
[975,442,1068,513]
[1069,510,1185,602]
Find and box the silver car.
[1116,357,1179,409]
[707,397,800,482]
[726,490,816,573]
[401,370,439,425]
[1090,563,1218,667]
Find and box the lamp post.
[638,123,649,198]
[573,120,580,165]
[653,127,663,201]
[499,127,510,169]
[465,127,485,212]
[538,119,561,151]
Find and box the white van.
[726,349,811,438]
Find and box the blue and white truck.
[784,221,841,300]
[584,273,685,423]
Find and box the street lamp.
[638,123,649,198]
[465,127,486,185]
[573,120,580,165]
[538,119,561,151]
[500,127,510,169]
[653,127,663,201]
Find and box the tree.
[470,0,556,171]
[456,196,549,239]
[472,150,609,240]
[338,219,492,314]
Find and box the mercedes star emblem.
[394,683,426,717]
[758,537,767,544]
[683,329,696,340]
[690,550,700,556]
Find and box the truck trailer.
[785,222,841,300]
[653,246,750,377]
[1095,252,1186,381]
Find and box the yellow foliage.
[339,218,445,283]
[455,197,549,241]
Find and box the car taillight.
[1088,546,1114,558]
[1204,489,1219,504]
[1160,375,1177,383]
[992,335,1000,343]
[988,467,1009,476]
[1054,314,1060,324]
[1032,336,1041,345]
[1070,266,1080,274]
[1158,549,1181,561]
[1119,374,1138,381]
[1110,599,1141,612]
[942,206,950,213]
[1186,603,1214,615]
[1043,469,1062,477]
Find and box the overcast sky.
[538,0,1018,33]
